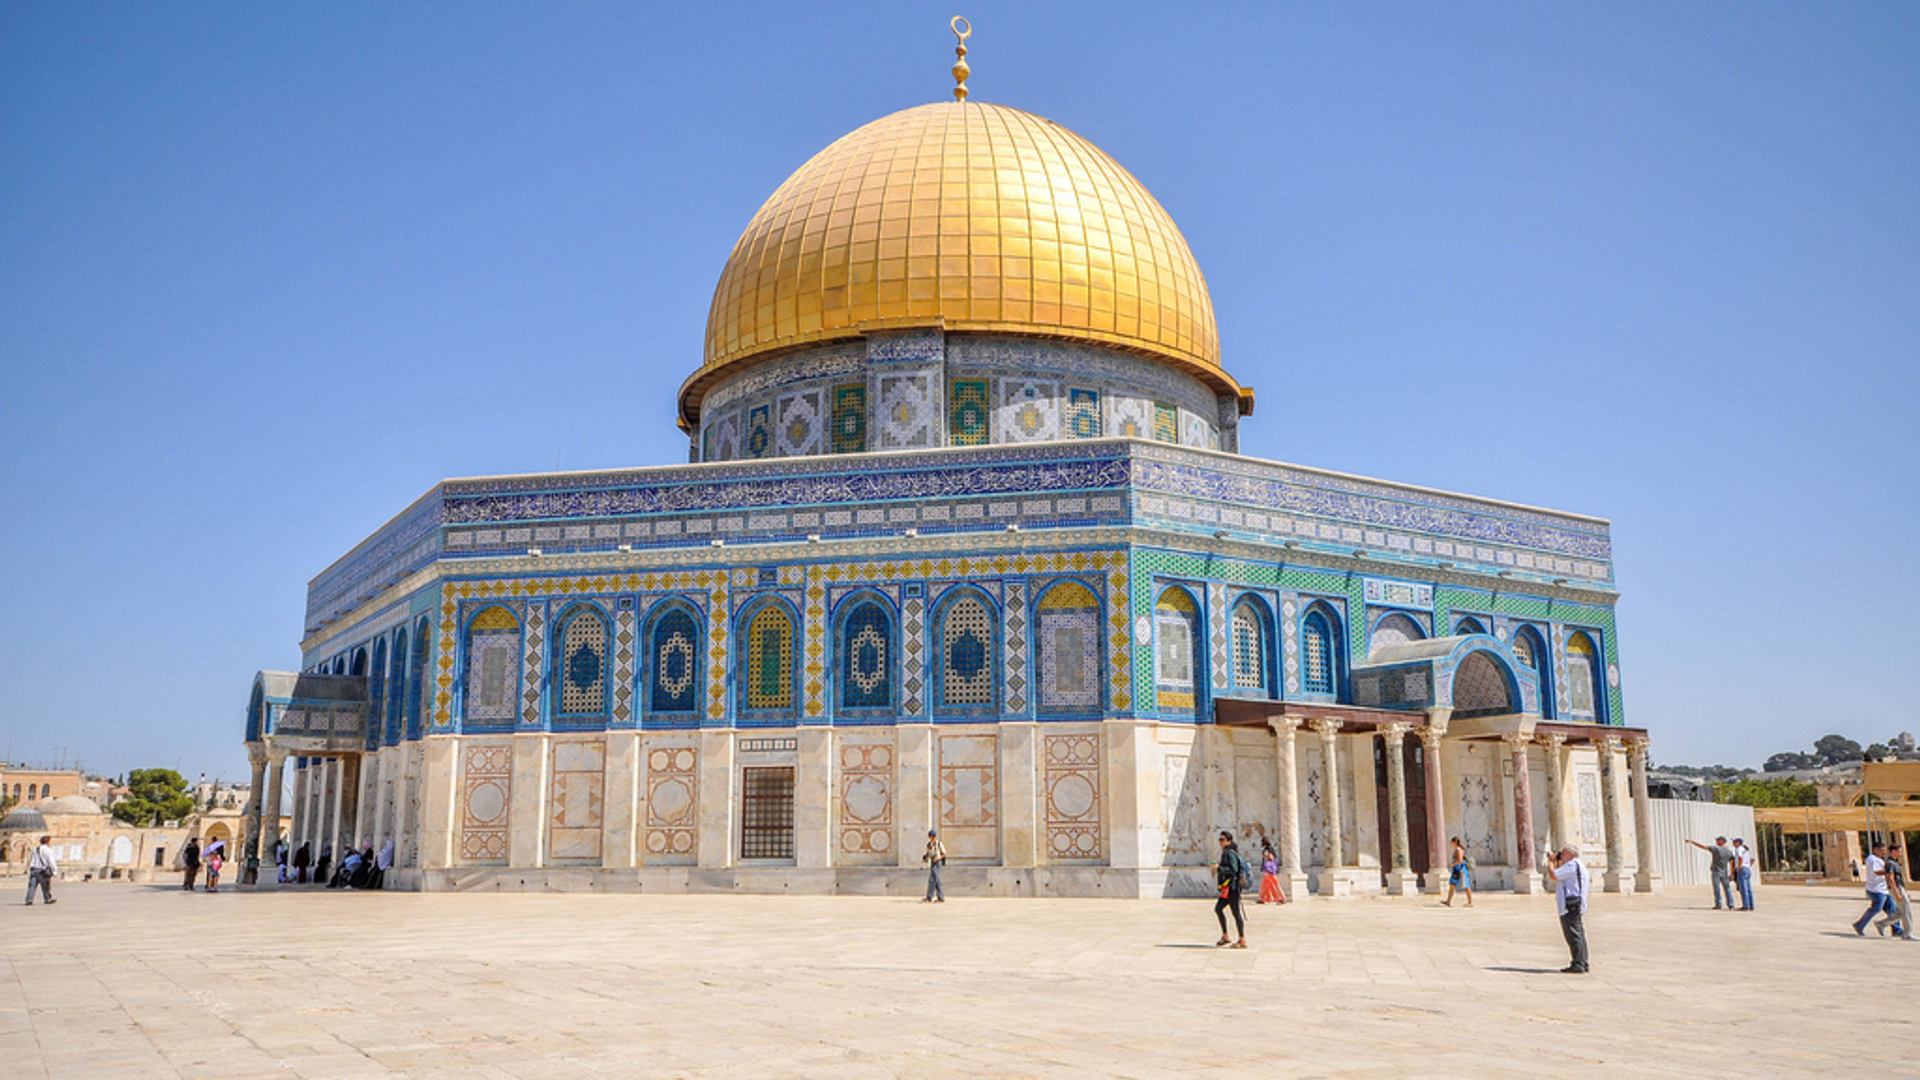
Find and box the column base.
[1311,868,1354,898]
[1511,869,1542,895]
[1634,869,1663,894]
[1281,871,1312,902]
[1603,868,1630,894]
[1420,871,1447,895]
[1384,868,1421,896]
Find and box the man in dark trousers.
[1548,845,1590,974]
[181,837,202,891]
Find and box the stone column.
[1311,718,1348,897]
[1381,723,1417,896]
[508,734,550,870]
[1103,719,1163,898]
[417,735,459,877]
[1502,733,1539,894]
[601,730,643,871]
[1538,732,1568,856]
[1268,717,1311,902]
[261,748,288,884]
[290,760,308,850]
[1627,736,1662,893]
[896,724,936,883]
[325,757,346,872]
[241,745,268,886]
[1597,733,1627,893]
[695,729,735,872]
[999,722,1040,870]
[794,727,833,870]
[1419,710,1449,893]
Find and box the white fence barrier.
[1646,799,1758,889]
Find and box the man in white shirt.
[1547,845,1590,974]
[1732,838,1757,911]
[25,835,58,906]
[1853,841,1895,936]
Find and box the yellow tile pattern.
[690,102,1232,420]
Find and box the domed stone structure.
[0,807,47,833]
[244,52,1643,901]
[41,795,102,817]
[683,101,1250,462]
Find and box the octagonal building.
[241,89,1657,900]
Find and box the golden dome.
[682,101,1244,425]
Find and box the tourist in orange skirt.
[1257,839,1286,904]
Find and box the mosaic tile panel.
[557,606,608,716]
[939,595,994,708]
[1154,587,1198,713]
[521,601,546,728]
[998,378,1060,443]
[1281,596,1299,694]
[1109,395,1151,440]
[546,739,605,863]
[1036,581,1101,713]
[643,741,698,863]
[1065,387,1101,439]
[1232,603,1265,690]
[838,736,894,861]
[1207,583,1228,692]
[948,379,989,446]
[805,567,827,718]
[1153,402,1177,443]
[705,410,741,463]
[1106,566,1131,711]
[458,742,511,865]
[612,608,636,725]
[745,605,794,711]
[830,384,866,454]
[876,372,936,451]
[1043,732,1102,862]
[463,607,520,726]
[938,733,999,862]
[706,577,729,722]
[840,602,891,709]
[1003,581,1028,714]
[902,595,926,715]
[745,404,772,459]
[774,389,825,457]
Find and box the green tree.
[1813,734,1863,766]
[110,768,194,826]
[1713,776,1817,808]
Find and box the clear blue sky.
[2,4,1914,782]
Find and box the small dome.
[41,795,102,816]
[0,807,47,832]
[684,100,1242,426]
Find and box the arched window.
[367,638,389,751]
[1154,586,1200,713]
[1036,581,1101,714]
[1231,598,1270,694]
[350,648,368,677]
[1511,625,1553,719]
[27,784,38,801]
[1369,613,1424,656]
[463,606,521,728]
[937,592,996,711]
[555,605,611,718]
[384,628,408,746]
[648,604,702,716]
[838,599,894,711]
[1565,630,1601,721]
[1454,615,1486,636]
[1300,605,1341,696]
[406,616,431,739]
[743,603,795,712]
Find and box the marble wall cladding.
[837,734,895,863]
[938,732,1000,862]
[546,738,606,863]
[644,739,699,864]
[1232,749,1278,852]
[1576,768,1603,847]
[1042,732,1102,863]
[458,742,512,865]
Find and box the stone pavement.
[1,881,1915,1079]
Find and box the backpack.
[1234,849,1254,893]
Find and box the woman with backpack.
[1213,830,1249,948]
[1443,836,1474,907]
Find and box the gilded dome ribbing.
[682,101,1240,424]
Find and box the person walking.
[1854,841,1898,936]
[1732,837,1757,911]
[25,836,58,906]
[1256,839,1286,904]
[1547,844,1590,974]
[204,841,225,892]
[293,841,312,884]
[1213,830,1249,949]
[181,837,202,892]
[1873,848,1913,940]
[1684,836,1737,910]
[921,829,947,903]
[1442,836,1475,907]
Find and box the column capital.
[1266,716,1303,736]
[1500,731,1533,752]
[1536,731,1567,750]
[1624,734,1651,754]
[1594,731,1622,753]
[1379,721,1412,746]
[1416,724,1445,749]
[247,742,269,766]
[1310,717,1343,739]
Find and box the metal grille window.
[740,767,795,859]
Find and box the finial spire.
[950,16,971,101]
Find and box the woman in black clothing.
[1214,830,1248,949]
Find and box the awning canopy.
[1752,806,1920,832]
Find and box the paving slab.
[0,881,1914,1077]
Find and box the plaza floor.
[0,880,1914,1079]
